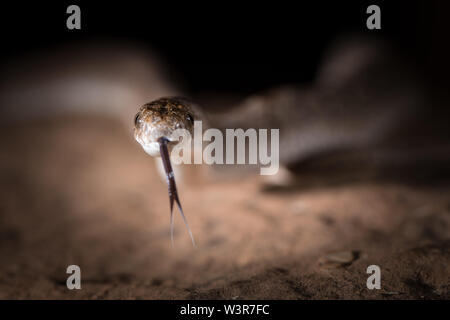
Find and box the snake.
[134,97,201,247]
[2,36,442,247]
[131,38,429,247]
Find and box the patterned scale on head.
[134,97,197,157]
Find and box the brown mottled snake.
[134,97,201,247]
[131,37,429,246]
[2,37,446,247]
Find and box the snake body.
[2,37,443,246]
[131,36,430,246]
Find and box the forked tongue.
[158,137,196,247]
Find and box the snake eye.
[186,113,194,124]
[134,113,140,126]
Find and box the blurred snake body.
[2,37,443,248]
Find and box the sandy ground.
[0,115,449,299]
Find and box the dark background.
[0,1,448,94]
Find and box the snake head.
[134,97,196,157]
